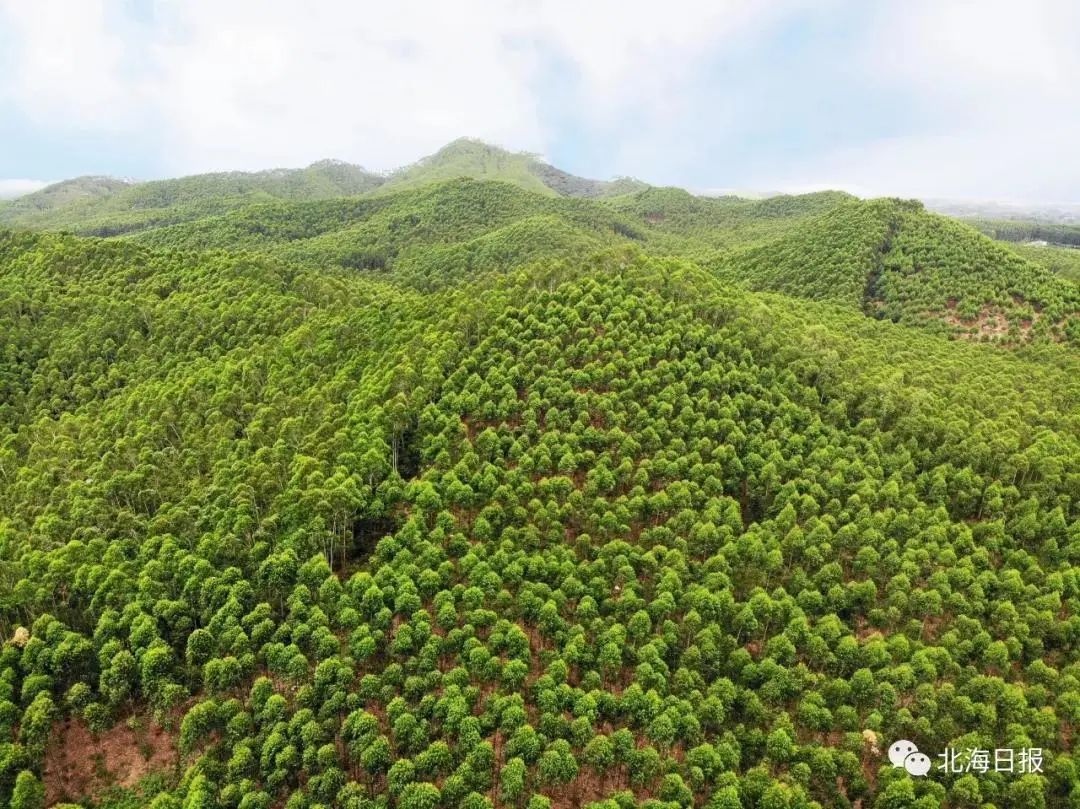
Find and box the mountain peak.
[432,136,513,155]
[381,138,648,199]
[307,158,371,172]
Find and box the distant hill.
[3,175,133,211]
[3,140,1078,346]
[926,197,1080,225]
[0,139,649,237]
[926,198,1080,252]
[710,197,1080,343]
[965,218,1080,248]
[0,160,386,233]
[118,178,858,291]
[377,137,649,199]
[603,187,854,250]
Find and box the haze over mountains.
[0,139,647,229]
[6,138,1078,234]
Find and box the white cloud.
[767,0,1080,202]
[143,2,548,172]
[0,0,149,129]
[0,0,1078,202]
[0,0,806,175]
[0,179,47,199]
[524,0,817,122]
[864,0,1080,103]
[760,130,1080,203]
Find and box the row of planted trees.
[0,235,1078,808]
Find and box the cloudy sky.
[1,0,1078,202]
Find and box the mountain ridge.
[0,139,652,233]
[1,135,1080,808]
[3,154,1076,347]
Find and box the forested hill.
[5,141,1075,347]
[0,140,646,236]
[0,161,387,234]
[9,164,1073,346]
[376,139,648,199]
[709,198,1080,343]
[0,152,1079,809]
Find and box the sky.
[1,0,1079,203]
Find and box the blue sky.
[2,0,1079,203]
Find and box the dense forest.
[1008,245,1080,285]
[0,142,1078,809]
[966,221,1080,250]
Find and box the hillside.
[709,198,1080,344]
[0,225,1078,809]
[0,140,648,242]
[118,179,655,289]
[1010,243,1080,284]
[0,146,1079,809]
[378,139,649,199]
[0,161,386,234]
[5,160,1077,346]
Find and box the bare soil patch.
[43,715,179,805]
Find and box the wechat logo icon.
[889,740,931,777]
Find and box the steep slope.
[1,233,1078,808]
[874,207,1080,342]
[709,198,1080,344]
[709,197,896,307]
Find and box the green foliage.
[1010,243,1080,284]
[10,771,44,809]
[0,161,385,234]
[709,198,1080,344]
[0,159,1078,809]
[378,138,647,199]
[970,218,1080,248]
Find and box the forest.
[0,141,1078,809]
[967,221,1080,250]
